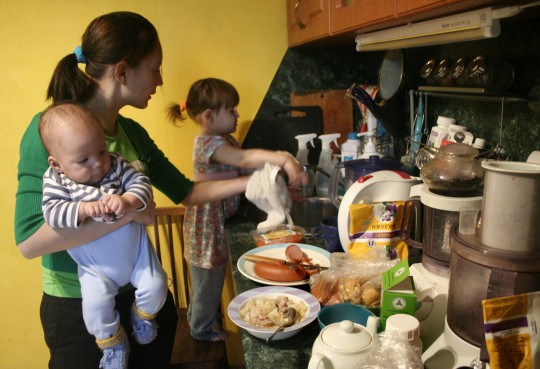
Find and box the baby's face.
[51,119,111,185]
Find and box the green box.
[380,259,417,329]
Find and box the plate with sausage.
[237,243,331,286]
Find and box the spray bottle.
[316,133,341,196]
[295,133,317,196]
[358,110,383,159]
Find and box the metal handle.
[295,0,306,29]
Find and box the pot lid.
[320,320,372,352]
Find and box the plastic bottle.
[358,110,383,159]
[426,116,454,148]
[341,132,361,162]
[295,133,317,196]
[295,133,317,165]
[384,314,423,365]
[440,124,468,147]
[316,133,341,196]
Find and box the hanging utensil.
[346,83,407,138]
[410,93,424,162]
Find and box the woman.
[14,11,306,369]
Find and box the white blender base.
[409,264,488,369]
[422,319,487,369]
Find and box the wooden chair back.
[148,206,228,369]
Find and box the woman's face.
[124,45,163,109]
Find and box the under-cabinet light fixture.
[355,3,540,51]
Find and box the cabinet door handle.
[295,0,306,29]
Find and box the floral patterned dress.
[183,134,241,269]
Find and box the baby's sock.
[130,303,158,345]
[96,326,129,369]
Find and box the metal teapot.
[308,317,379,369]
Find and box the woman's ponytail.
[46,53,95,103]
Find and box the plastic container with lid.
[440,124,469,147]
[384,314,422,361]
[420,143,484,197]
[426,116,454,148]
[341,132,361,162]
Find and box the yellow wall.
[0,1,286,367]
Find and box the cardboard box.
[380,259,417,328]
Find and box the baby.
[39,102,167,369]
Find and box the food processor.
[411,151,540,369]
[405,186,482,277]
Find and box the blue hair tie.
[73,46,87,64]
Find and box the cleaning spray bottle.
[295,133,317,196]
[358,110,383,159]
[316,133,341,196]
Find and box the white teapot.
[308,317,380,369]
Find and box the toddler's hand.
[283,156,308,187]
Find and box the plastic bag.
[348,201,408,261]
[310,249,398,307]
[354,331,423,369]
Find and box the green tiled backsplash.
[255,17,540,162]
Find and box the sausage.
[253,261,307,282]
[285,244,306,262]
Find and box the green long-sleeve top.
[15,113,194,297]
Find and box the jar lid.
[320,320,373,352]
[451,57,467,79]
[447,124,468,132]
[420,59,437,78]
[385,314,420,342]
[436,116,455,127]
[438,143,479,158]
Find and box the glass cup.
[459,207,480,235]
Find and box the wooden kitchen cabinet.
[287,0,330,46]
[288,0,500,47]
[329,0,394,35]
[396,0,497,21]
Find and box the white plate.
[337,171,420,253]
[237,243,331,286]
[227,286,320,340]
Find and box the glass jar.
[433,58,453,86]
[420,143,484,196]
[465,55,514,93]
[420,58,437,85]
[450,57,468,86]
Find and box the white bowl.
[227,286,320,341]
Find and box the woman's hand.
[129,199,156,226]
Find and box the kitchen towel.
[246,163,291,229]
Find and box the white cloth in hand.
[246,163,292,229]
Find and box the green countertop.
[225,210,326,369]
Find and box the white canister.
[480,161,540,252]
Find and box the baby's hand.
[80,201,108,219]
[100,194,129,216]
